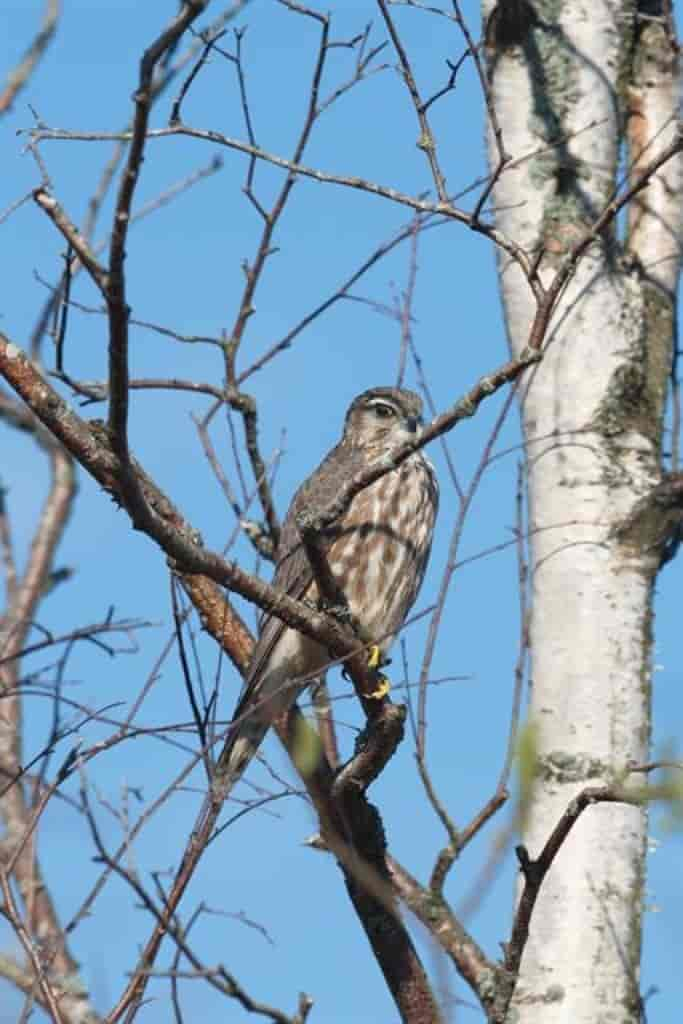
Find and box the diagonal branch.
[0,330,535,663]
[495,771,679,1021]
[300,347,540,538]
[376,0,448,200]
[0,326,542,1024]
[0,867,66,1023]
[31,123,535,277]
[0,398,95,1019]
[0,0,60,116]
[387,855,499,1017]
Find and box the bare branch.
[0,331,536,670]
[31,123,535,275]
[376,0,448,199]
[302,351,539,541]
[387,855,500,1016]
[526,130,683,351]
[32,188,109,293]
[498,771,679,1017]
[105,1,218,474]
[0,0,60,116]
[0,868,66,1023]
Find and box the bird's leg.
[367,644,393,670]
[367,676,391,700]
[316,602,391,701]
[367,671,391,701]
[317,596,359,631]
[364,644,391,700]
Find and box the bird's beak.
[405,416,420,434]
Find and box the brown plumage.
[214,387,439,797]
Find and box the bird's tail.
[210,713,271,805]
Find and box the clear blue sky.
[2,2,682,1021]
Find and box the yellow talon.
[368,675,391,700]
[366,645,390,698]
[367,644,382,670]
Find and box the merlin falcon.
[216,386,439,795]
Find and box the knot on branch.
[225,386,255,416]
[515,843,543,885]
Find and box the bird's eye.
[372,403,395,419]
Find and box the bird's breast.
[326,454,437,646]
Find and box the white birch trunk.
[482,2,682,1021]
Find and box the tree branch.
[0,0,59,115]
[496,773,677,1019]
[0,330,535,670]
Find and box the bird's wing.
[229,441,363,725]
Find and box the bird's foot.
[341,645,392,696]
[367,645,391,699]
[319,599,355,627]
[367,644,382,670]
[367,644,391,671]
[367,674,391,700]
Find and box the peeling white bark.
[483,2,682,1021]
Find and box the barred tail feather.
[211,717,270,804]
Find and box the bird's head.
[343,387,424,451]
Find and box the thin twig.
[395,215,420,387]
[31,123,536,279]
[0,0,60,115]
[106,1,215,469]
[170,577,209,769]
[377,0,448,200]
[0,869,65,1023]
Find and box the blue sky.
[1,2,682,1021]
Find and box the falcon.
[216,386,438,795]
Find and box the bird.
[213,386,439,800]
